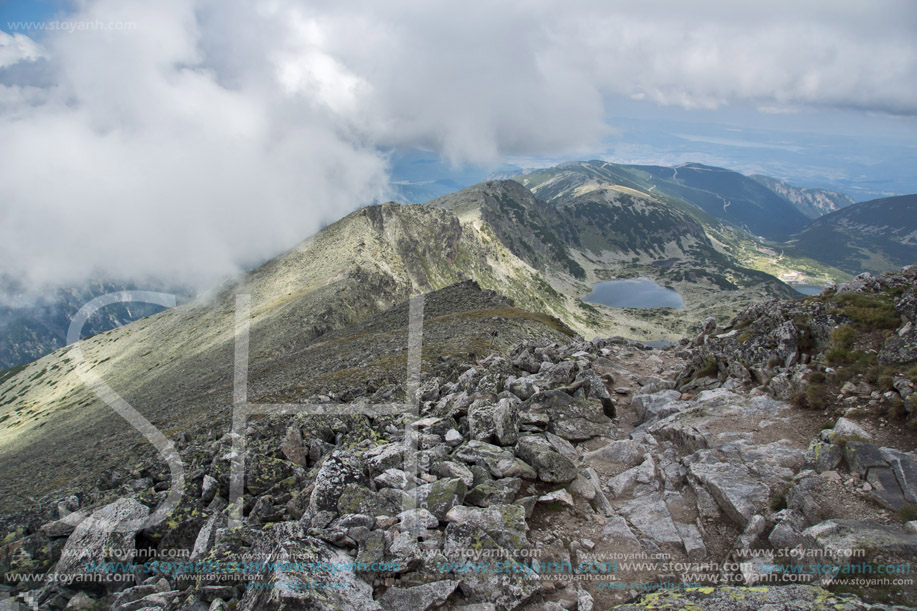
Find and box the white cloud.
[0,0,915,293]
[0,30,46,68]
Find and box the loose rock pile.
[2,270,917,610]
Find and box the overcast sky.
[1,0,915,294]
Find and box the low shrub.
[833,293,900,330]
[695,358,719,379]
[831,325,857,350]
[808,370,827,384]
[826,348,857,366]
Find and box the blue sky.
[0,0,69,32]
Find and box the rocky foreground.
[1,268,916,610]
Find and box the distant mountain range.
[511,160,916,281]
[749,174,856,219]
[0,282,171,370]
[515,160,840,240]
[789,194,917,275]
[1,160,913,373]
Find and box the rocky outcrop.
[679,265,917,418]
[2,301,915,610]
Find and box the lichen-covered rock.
[365,443,408,475]
[311,450,369,513]
[833,417,872,441]
[441,522,539,611]
[377,579,460,611]
[54,498,149,587]
[245,454,299,495]
[337,484,401,516]
[431,461,474,487]
[843,441,887,476]
[412,478,467,520]
[444,505,528,550]
[281,426,308,467]
[468,398,520,446]
[610,585,907,610]
[527,391,615,441]
[452,440,537,480]
[507,376,539,401]
[110,578,172,611]
[512,350,541,375]
[879,328,917,365]
[236,522,381,611]
[465,477,521,507]
[514,435,577,484]
[0,531,61,586]
[806,441,843,473]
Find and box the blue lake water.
[584,278,685,309]
[794,285,825,296]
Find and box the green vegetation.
[831,325,857,350]
[808,370,826,385]
[825,324,872,367]
[888,397,907,419]
[694,358,719,380]
[832,293,899,330]
[0,362,28,387]
[791,383,828,411]
[769,492,788,512]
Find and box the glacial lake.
[584,278,685,309]
[794,285,825,296]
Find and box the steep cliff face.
[750,174,855,219]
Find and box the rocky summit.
[1,267,916,610]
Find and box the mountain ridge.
[517,160,812,240]
[789,193,917,274]
[749,174,855,219]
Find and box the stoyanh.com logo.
[6,20,137,33]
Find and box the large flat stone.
[843,441,887,476]
[688,459,769,527]
[236,522,381,611]
[378,580,460,611]
[54,498,149,586]
[882,449,917,504]
[619,495,683,547]
[866,467,908,511]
